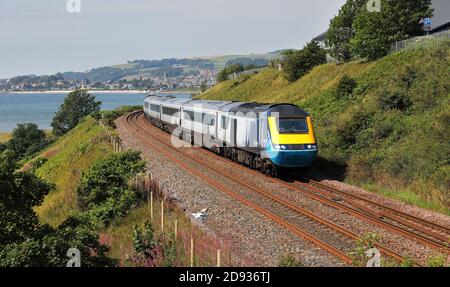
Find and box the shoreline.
[1,89,200,95]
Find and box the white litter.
[192,208,208,221]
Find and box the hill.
[199,41,450,214]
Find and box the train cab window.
[221,116,230,129]
[277,118,309,134]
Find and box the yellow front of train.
[265,115,318,168]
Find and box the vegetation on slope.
[34,117,114,227]
[199,42,450,214]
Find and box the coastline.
[1,89,199,95]
[4,90,151,94]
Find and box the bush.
[282,41,327,82]
[379,92,411,111]
[277,254,303,267]
[6,123,49,159]
[97,105,142,128]
[216,64,245,82]
[350,232,381,267]
[334,75,357,99]
[131,221,158,266]
[426,252,447,267]
[76,151,146,226]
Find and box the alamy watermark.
[66,248,81,267]
[366,248,381,267]
[367,0,381,13]
[66,0,81,13]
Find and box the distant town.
[0,54,279,93]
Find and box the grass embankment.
[31,113,224,265]
[199,42,450,215]
[33,117,114,227]
[0,133,11,143]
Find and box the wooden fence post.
[174,220,178,239]
[161,200,164,232]
[190,237,194,267]
[150,191,153,222]
[217,249,221,267]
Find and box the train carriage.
[143,95,318,177]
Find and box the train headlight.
[280,145,287,150]
[307,145,312,149]
[274,145,281,150]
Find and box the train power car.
[143,95,318,177]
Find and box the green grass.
[200,41,450,214]
[360,183,449,216]
[33,117,114,227]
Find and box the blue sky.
[0,0,346,78]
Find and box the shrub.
[76,151,146,226]
[277,254,303,267]
[283,41,327,82]
[334,75,357,99]
[379,92,411,111]
[350,232,381,267]
[77,151,146,209]
[132,221,158,266]
[216,64,245,82]
[426,252,447,267]
[6,123,49,159]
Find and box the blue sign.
[423,18,432,26]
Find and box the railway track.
[297,179,450,248]
[131,111,450,256]
[122,111,414,265]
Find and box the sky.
[0,0,347,78]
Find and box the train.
[143,95,318,177]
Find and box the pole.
[161,200,164,232]
[217,249,221,267]
[174,220,178,239]
[150,191,153,222]
[190,237,194,267]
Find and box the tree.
[0,150,53,246]
[0,151,115,267]
[350,0,433,60]
[6,123,48,159]
[326,0,366,62]
[282,40,327,82]
[51,89,101,136]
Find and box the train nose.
[274,150,318,167]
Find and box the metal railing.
[391,30,450,53]
[228,67,266,80]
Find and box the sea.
[0,92,191,132]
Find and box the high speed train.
[143,95,318,177]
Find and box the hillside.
[199,41,450,213]
[33,117,114,227]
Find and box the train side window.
[150,104,160,113]
[162,107,178,116]
[184,110,194,121]
[204,113,215,126]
